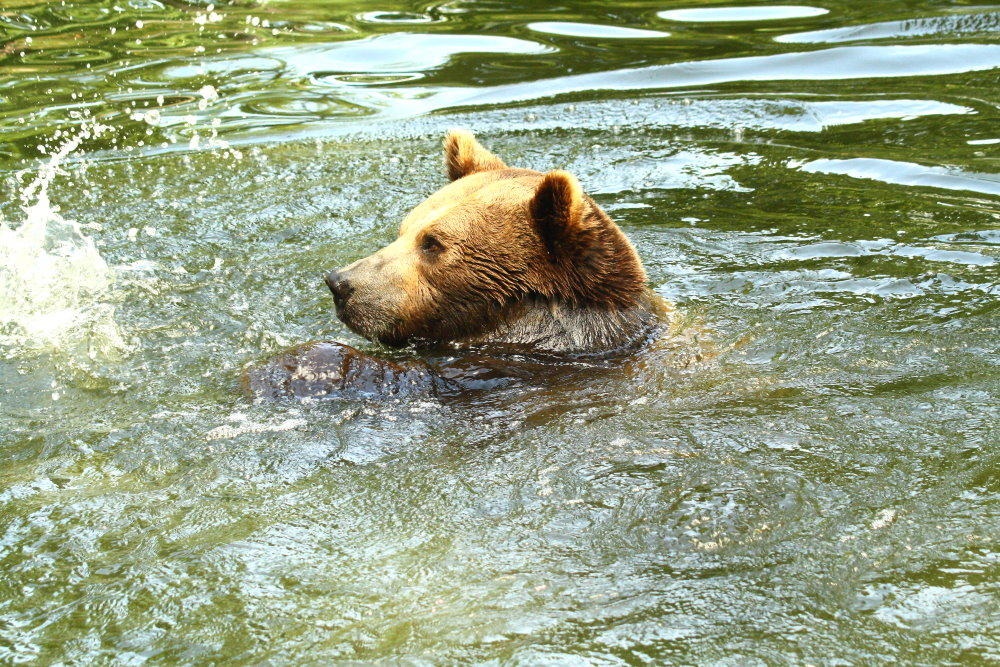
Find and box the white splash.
[871,508,898,530]
[206,417,307,440]
[0,122,128,360]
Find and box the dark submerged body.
[242,342,451,400]
[241,340,648,402]
[241,296,702,402]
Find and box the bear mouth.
[328,292,409,348]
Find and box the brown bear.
[244,130,679,400]
[325,130,666,353]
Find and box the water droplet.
[198,84,218,102]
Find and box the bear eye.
[420,234,445,255]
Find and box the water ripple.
[456,44,1000,110]
[263,32,550,74]
[658,6,829,22]
[799,158,1000,197]
[777,11,1000,43]
[527,22,670,39]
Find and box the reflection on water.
[800,157,1000,197]
[657,5,830,22]
[270,32,550,74]
[527,21,671,39]
[1,0,999,664]
[454,44,1000,113]
[778,10,1000,43]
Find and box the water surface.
[1,0,998,664]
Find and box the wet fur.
[467,293,666,354]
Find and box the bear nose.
[324,270,354,307]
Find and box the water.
[1,1,998,663]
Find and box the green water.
[1,1,999,664]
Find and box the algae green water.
[1,1,999,664]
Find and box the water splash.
[0,123,129,361]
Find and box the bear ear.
[443,129,506,181]
[530,170,590,261]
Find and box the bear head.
[324,130,649,349]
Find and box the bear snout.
[324,270,355,308]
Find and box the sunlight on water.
[657,6,829,22]
[799,157,1000,197]
[777,11,1000,43]
[527,22,671,39]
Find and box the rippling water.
[1,1,998,664]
